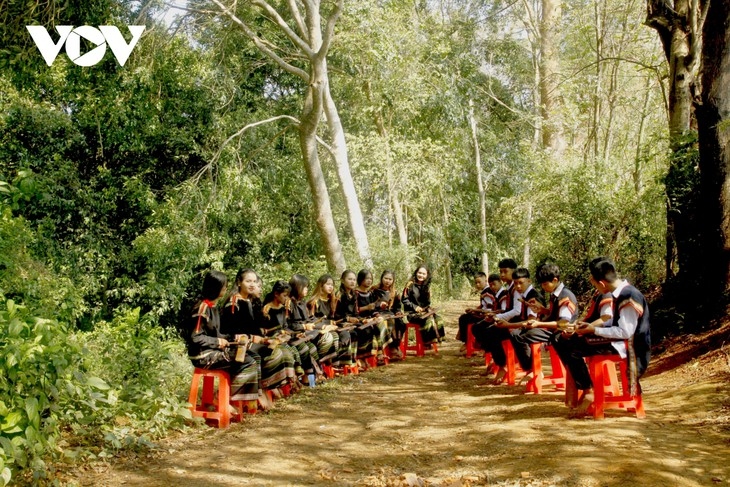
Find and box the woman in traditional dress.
[307,274,349,366]
[372,269,406,360]
[220,269,295,397]
[184,271,259,406]
[354,269,392,363]
[401,265,445,346]
[334,270,361,364]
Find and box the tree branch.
[287,0,310,41]
[252,0,314,57]
[212,114,302,165]
[210,0,310,81]
[320,0,343,56]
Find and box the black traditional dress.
[334,291,360,364]
[220,294,295,388]
[372,287,406,350]
[401,281,445,344]
[184,299,259,402]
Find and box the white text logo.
[26,25,145,67]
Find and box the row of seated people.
[183,266,446,412]
[457,256,651,415]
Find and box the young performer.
[472,259,519,382]
[334,270,361,364]
[308,274,351,367]
[457,272,500,345]
[553,256,651,414]
[372,270,406,360]
[489,267,545,382]
[220,269,295,398]
[288,274,339,368]
[513,262,578,376]
[401,265,445,346]
[184,271,259,405]
[354,269,392,364]
[261,280,307,382]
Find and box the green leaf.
[86,376,110,391]
[0,467,10,487]
[24,398,39,429]
[0,412,23,433]
[7,319,22,337]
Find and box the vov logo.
[26,25,145,67]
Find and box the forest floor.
[66,300,730,487]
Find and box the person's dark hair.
[488,273,501,283]
[536,262,560,284]
[263,280,291,304]
[235,268,257,284]
[289,274,309,300]
[475,271,487,279]
[201,270,228,301]
[356,269,373,287]
[412,265,432,286]
[498,258,518,270]
[512,267,530,280]
[309,274,336,308]
[339,270,356,296]
[379,269,395,289]
[589,256,618,282]
[231,268,258,296]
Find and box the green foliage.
[0,299,82,484]
[0,299,193,485]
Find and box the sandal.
[492,368,507,385]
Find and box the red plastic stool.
[586,354,646,420]
[525,344,567,394]
[465,323,481,358]
[321,364,336,379]
[342,364,359,375]
[401,323,438,357]
[501,339,526,386]
[188,368,239,428]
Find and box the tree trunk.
[469,99,489,274]
[323,84,373,268]
[300,77,347,274]
[369,96,408,248]
[647,0,703,290]
[696,0,730,291]
[539,0,565,154]
[523,203,532,268]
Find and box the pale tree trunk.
[523,203,533,268]
[539,0,565,154]
[469,99,489,274]
[439,187,454,295]
[696,0,730,291]
[366,81,408,248]
[634,77,654,194]
[323,86,373,268]
[300,79,347,272]
[208,0,352,273]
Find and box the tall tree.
[207,0,370,272]
[646,0,706,287]
[539,0,565,154]
[696,0,730,292]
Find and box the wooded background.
[0,0,728,484]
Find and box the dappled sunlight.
[71,301,730,486]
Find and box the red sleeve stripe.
[619,299,643,316]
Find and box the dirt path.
[70,301,730,487]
